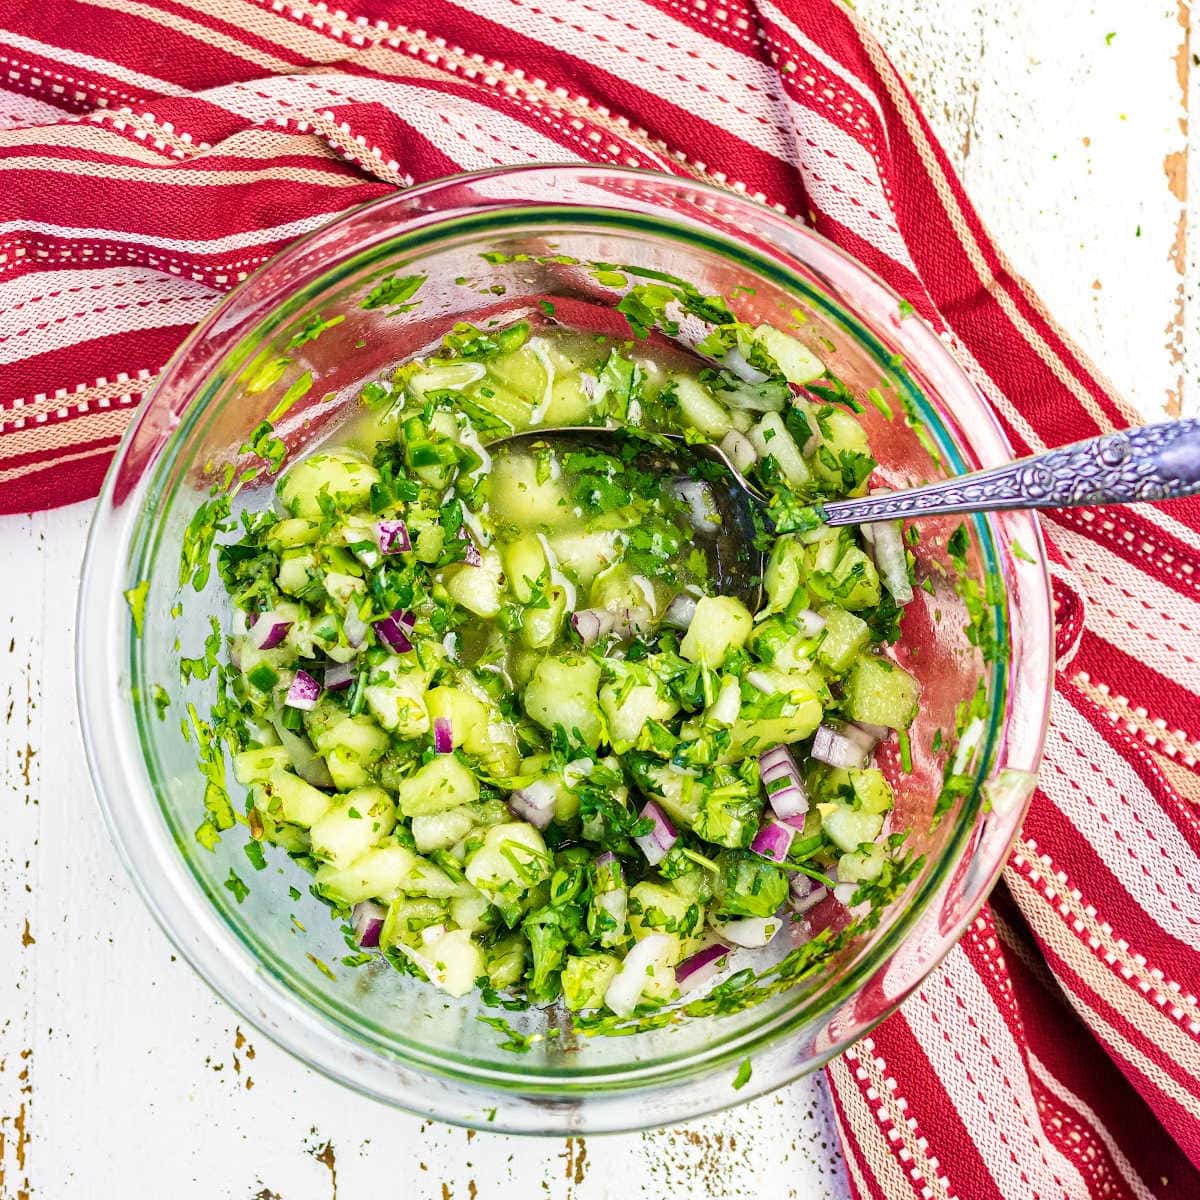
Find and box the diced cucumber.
[764,536,806,615]
[464,822,552,906]
[599,669,678,752]
[816,605,870,672]
[753,324,825,385]
[398,854,476,899]
[811,408,873,495]
[822,546,881,611]
[819,802,884,853]
[364,661,430,737]
[500,536,548,604]
[749,411,810,489]
[442,548,504,619]
[233,745,290,785]
[396,755,480,817]
[271,517,320,548]
[838,842,887,883]
[486,933,527,988]
[315,842,418,906]
[449,891,493,933]
[405,928,485,998]
[309,787,395,868]
[844,654,920,730]
[562,954,621,1010]
[523,654,604,748]
[548,528,622,588]
[411,807,476,854]
[424,686,489,750]
[278,452,380,519]
[487,452,570,529]
[672,375,733,438]
[642,763,701,828]
[680,596,753,668]
[849,767,894,815]
[723,693,823,762]
[628,882,703,960]
[277,551,316,596]
[521,584,568,649]
[380,897,447,948]
[264,768,332,828]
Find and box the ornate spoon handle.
[822,418,1200,527]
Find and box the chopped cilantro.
[223,869,250,904]
[361,273,426,311]
[123,579,150,638]
[732,1057,753,1089]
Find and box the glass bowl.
[77,165,1052,1134]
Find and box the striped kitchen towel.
[1,2,1197,1195]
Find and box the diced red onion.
[708,677,741,727]
[745,669,778,695]
[853,721,890,741]
[373,611,413,654]
[662,593,697,631]
[634,800,678,866]
[324,662,353,692]
[721,347,770,385]
[841,723,878,754]
[571,607,616,646]
[612,606,652,639]
[462,536,483,568]
[675,942,731,995]
[673,479,719,533]
[789,875,828,915]
[720,430,758,476]
[751,819,795,863]
[811,724,871,769]
[595,850,618,869]
[711,914,781,948]
[271,720,334,789]
[376,519,411,556]
[604,933,673,1016]
[285,669,322,711]
[833,881,860,907]
[792,608,827,638]
[759,744,809,820]
[352,900,387,948]
[249,610,292,650]
[507,778,557,829]
[867,518,914,604]
[433,716,453,754]
[343,605,368,648]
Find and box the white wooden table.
[1,4,1193,1196]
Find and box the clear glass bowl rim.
[76,164,1053,1133]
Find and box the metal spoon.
[493,417,1200,526]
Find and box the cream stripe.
[0,209,339,254]
[440,0,797,163]
[213,74,572,168]
[70,0,295,73]
[1049,522,1200,677]
[1026,1052,1157,1200]
[853,1039,952,1200]
[0,407,132,457]
[778,96,918,273]
[0,123,174,163]
[198,126,343,162]
[1136,502,1200,556]
[1007,858,1200,1043]
[0,27,188,96]
[0,154,360,188]
[3,371,157,428]
[826,1085,878,1200]
[1072,672,1200,765]
[0,87,67,131]
[906,948,1090,1200]
[828,1053,921,1200]
[756,0,890,131]
[1070,993,1200,1121]
[1040,699,1200,948]
[0,441,115,486]
[847,15,1117,435]
[0,264,202,311]
[167,0,341,62]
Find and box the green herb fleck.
[362,273,426,311]
[733,1057,753,1089]
[123,580,150,638]
[223,869,250,904]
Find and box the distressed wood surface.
[0,5,1193,1197]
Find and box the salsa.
[208,292,923,1023]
